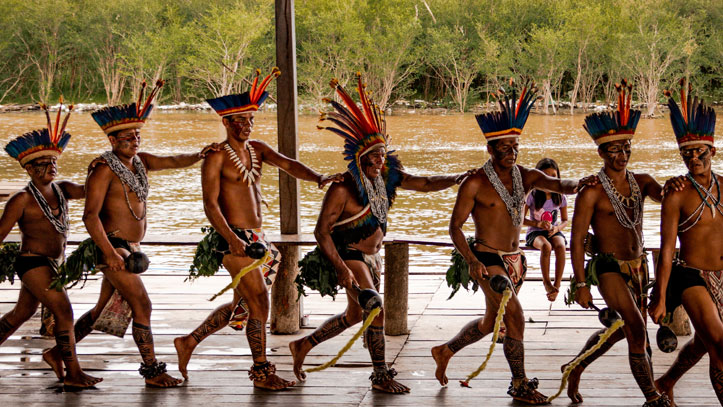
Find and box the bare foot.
[372,378,411,393]
[174,335,196,380]
[289,338,311,382]
[145,373,183,388]
[508,378,549,405]
[253,373,295,390]
[655,378,676,407]
[431,344,453,386]
[561,362,584,403]
[42,347,65,380]
[63,371,103,389]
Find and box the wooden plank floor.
[0,267,719,406]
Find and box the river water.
[1,111,720,275]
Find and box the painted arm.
[57,180,85,200]
[82,165,124,272]
[201,152,246,257]
[0,193,25,242]
[570,186,596,308]
[650,192,682,323]
[139,143,220,171]
[313,183,357,289]
[255,141,342,188]
[449,176,487,281]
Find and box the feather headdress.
[207,68,281,117]
[318,73,402,207]
[92,80,164,134]
[5,98,73,166]
[583,79,641,146]
[476,78,539,142]
[664,78,715,148]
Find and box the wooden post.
[384,242,409,335]
[270,0,300,334]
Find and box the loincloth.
[472,249,527,293]
[14,254,60,281]
[296,245,382,299]
[666,260,723,320]
[588,253,649,311]
[189,226,280,286]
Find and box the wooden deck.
[0,264,719,406]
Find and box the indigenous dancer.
[432,80,583,405]
[174,68,340,390]
[290,74,472,394]
[0,101,101,388]
[650,80,722,405]
[564,80,670,406]
[43,81,217,388]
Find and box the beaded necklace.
[598,169,643,247]
[27,181,69,236]
[679,172,722,233]
[101,151,149,221]
[225,143,260,186]
[483,159,524,227]
[361,173,389,224]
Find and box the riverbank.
[2,99,718,117]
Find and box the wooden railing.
[4,233,686,337]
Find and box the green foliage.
[0,243,20,285]
[296,246,340,299]
[187,226,225,281]
[564,254,606,306]
[51,238,102,290]
[445,236,479,299]
[0,0,720,106]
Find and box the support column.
[271,0,300,334]
[384,242,409,335]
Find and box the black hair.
[487,139,499,148]
[532,158,561,209]
[107,130,120,138]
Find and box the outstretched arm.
[449,176,487,281]
[57,180,85,200]
[313,183,357,289]
[399,169,471,192]
[254,141,341,188]
[139,143,220,171]
[526,167,578,195]
[0,193,25,242]
[201,152,246,257]
[650,193,682,323]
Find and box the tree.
[179,1,271,98]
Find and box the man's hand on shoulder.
[87,155,107,174]
[662,175,688,197]
[199,142,222,159]
[318,172,345,189]
[575,174,599,193]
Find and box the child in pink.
[523,158,568,301]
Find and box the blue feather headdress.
[207,68,281,117]
[318,73,403,207]
[5,98,72,166]
[92,80,163,134]
[583,79,641,146]
[664,78,715,148]
[476,78,539,143]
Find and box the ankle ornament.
[139,360,168,379]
